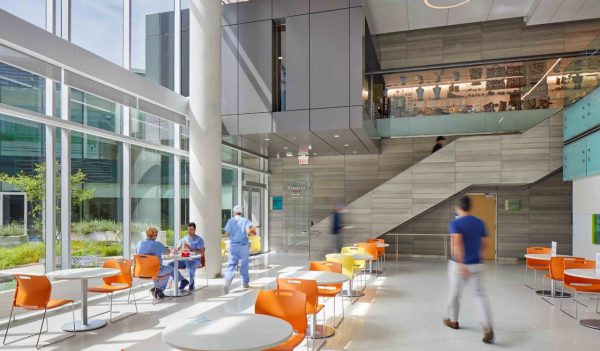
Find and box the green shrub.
[0,243,44,269]
[131,222,158,234]
[0,241,123,270]
[71,219,121,236]
[0,223,24,237]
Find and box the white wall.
[572,173,600,259]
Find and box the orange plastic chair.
[3,274,75,348]
[541,256,582,304]
[133,254,170,304]
[310,261,344,327]
[367,238,386,269]
[560,259,600,319]
[525,247,551,290]
[88,259,137,322]
[357,242,379,274]
[277,277,324,341]
[255,290,308,351]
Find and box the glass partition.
[70,0,124,65]
[130,110,175,147]
[70,132,123,266]
[0,62,46,114]
[70,89,122,133]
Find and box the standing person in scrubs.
[169,222,205,291]
[223,205,256,294]
[136,227,172,299]
[443,196,494,344]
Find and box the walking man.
[444,196,494,344]
[223,205,256,294]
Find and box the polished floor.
[2,253,600,351]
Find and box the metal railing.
[385,233,453,261]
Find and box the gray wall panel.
[349,0,362,7]
[222,25,238,116]
[310,10,350,109]
[238,113,273,135]
[238,20,273,114]
[349,7,364,106]
[273,0,309,18]
[238,0,272,23]
[222,115,239,136]
[286,15,310,110]
[273,110,310,133]
[310,0,349,12]
[222,3,238,26]
[310,107,349,130]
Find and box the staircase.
[310,110,564,256]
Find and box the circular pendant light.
[424,0,471,9]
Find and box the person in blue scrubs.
[223,205,256,294]
[169,222,205,291]
[136,227,173,299]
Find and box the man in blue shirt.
[136,227,173,299]
[223,205,256,294]
[169,222,205,291]
[444,196,494,344]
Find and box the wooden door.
[468,194,497,260]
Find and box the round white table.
[278,270,348,339]
[524,254,571,298]
[279,270,349,285]
[353,243,389,248]
[163,253,202,297]
[328,253,373,298]
[162,313,293,351]
[564,268,600,330]
[46,267,120,331]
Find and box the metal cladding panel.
[310,9,350,109]
[273,110,310,133]
[310,107,349,131]
[222,25,238,116]
[310,0,349,12]
[238,112,273,135]
[286,15,310,111]
[349,7,364,106]
[273,0,310,18]
[238,0,272,23]
[238,20,273,114]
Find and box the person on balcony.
[432,136,446,153]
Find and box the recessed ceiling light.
[333,135,340,138]
[423,0,470,9]
[283,147,288,150]
[278,56,283,60]
[344,144,349,147]
[264,138,271,141]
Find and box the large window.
[71,0,124,65]
[0,0,45,29]
[131,0,175,89]
[70,132,123,266]
[70,89,122,133]
[131,146,174,250]
[0,62,46,114]
[0,114,46,291]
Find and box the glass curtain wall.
[0,0,46,29]
[71,0,124,65]
[131,0,175,89]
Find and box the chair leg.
[3,305,14,345]
[132,287,139,313]
[35,308,48,349]
[109,293,114,323]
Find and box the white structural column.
[44,126,56,273]
[122,0,132,259]
[60,71,71,269]
[189,0,222,277]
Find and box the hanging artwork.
[593,214,600,245]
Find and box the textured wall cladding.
[384,171,572,259]
[268,137,441,252]
[375,18,600,70]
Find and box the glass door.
[283,173,311,255]
[242,185,264,254]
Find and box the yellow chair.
[249,235,262,255]
[341,246,366,271]
[326,254,362,303]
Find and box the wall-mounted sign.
[593,214,600,245]
[504,199,521,211]
[271,196,283,211]
[551,241,557,257]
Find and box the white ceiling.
[365,0,600,35]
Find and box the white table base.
[62,280,107,332]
